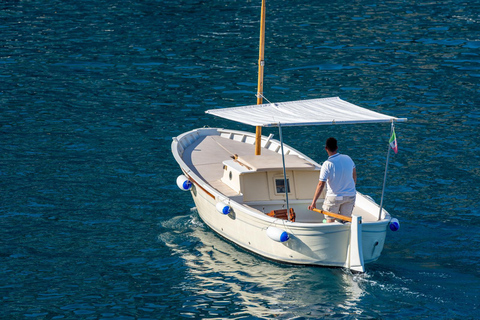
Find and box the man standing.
[308,137,357,222]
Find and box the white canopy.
[206,97,407,127]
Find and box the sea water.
[1,0,479,318]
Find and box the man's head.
[325,137,338,153]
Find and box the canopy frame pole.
[278,123,290,219]
[255,0,266,156]
[378,121,394,220]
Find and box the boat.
[171,0,406,272]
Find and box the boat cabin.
[221,154,320,203]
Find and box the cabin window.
[275,178,290,194]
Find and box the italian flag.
[389,128,398,154]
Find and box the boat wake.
[158,209,375,319]
[159,209,453,318]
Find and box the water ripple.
[2,0,479,318]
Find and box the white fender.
[176,175,192,191]
[216,202,231,215]
[266,226,289,242]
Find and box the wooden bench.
[266,208,296,222]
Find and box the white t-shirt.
[319,153,356,197]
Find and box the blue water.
[1,0,479,318]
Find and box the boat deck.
[180,131,378,223]
[183,134,275,197]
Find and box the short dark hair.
[325,137,338,152]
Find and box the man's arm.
[309,180,326,210]
[353,168,357,184]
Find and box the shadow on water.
[159,210,366,319]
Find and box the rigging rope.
[255,93,273,105]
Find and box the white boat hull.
[172,128,392,270]
[191,182,388,267]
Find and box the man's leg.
[322,196,340,222]
[338,196,356,217]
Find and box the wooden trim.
[184,173,216,199]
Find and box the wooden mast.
[255,0,266,156]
